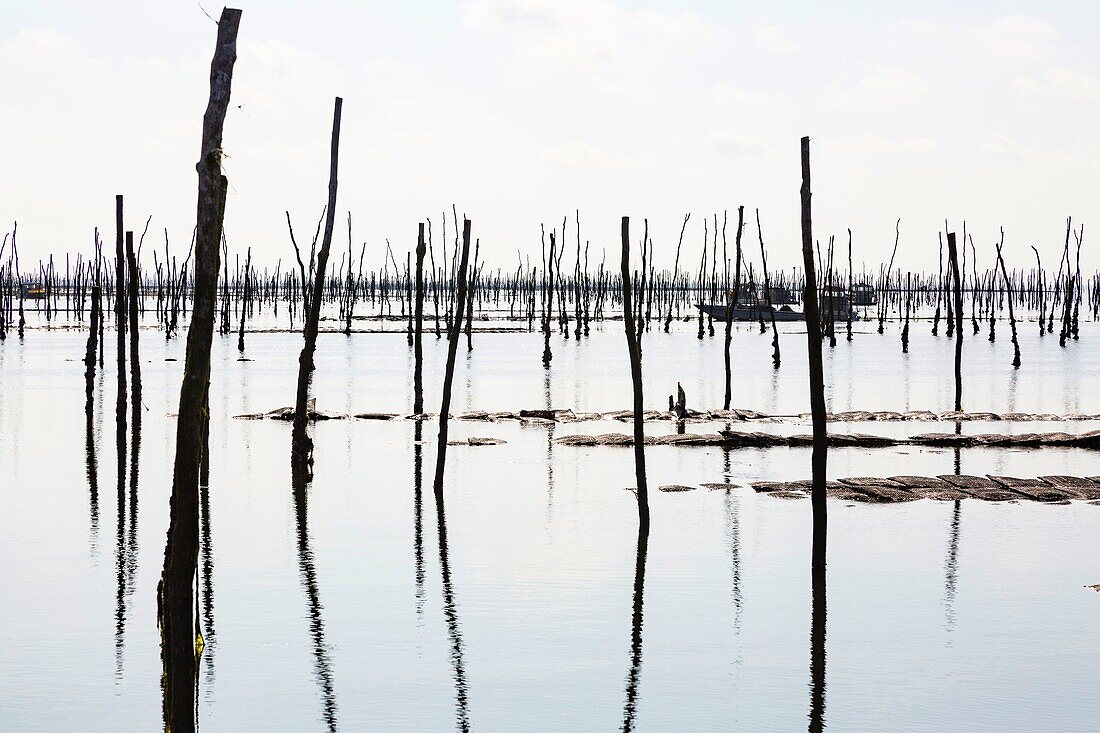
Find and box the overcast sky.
[2,1,1098,275]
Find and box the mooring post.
[621,216,649,529]
[414,222,426,415]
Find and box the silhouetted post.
[414,223,426,415]
[158,10,239,733]
[994,231,1021,368]
[1032,246,1045,338]
[237,245,250,351]
[542,232,556,367]
[757,209,781,367]
[723,207,743,410]
[846,229,853,342]
[621,217,649,528]
[800,137,827,565]
[293,96,343,464]
[901,272,910,353]
[433,219,472,497]
[114,197,127,432]
[125,232,141,417]
[946,232,963,411]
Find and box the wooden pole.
[159,9,240,733]
[995,230,1021,368]
[723,207,743,410]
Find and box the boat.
[21,285,47,300]
[697,284,861,323]
[850,282,877,306]
[696,301,806,322]
[819,286,861,322]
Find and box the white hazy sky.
[2,1,1098,274]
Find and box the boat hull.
[696,303,860,323]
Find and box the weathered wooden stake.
[800,136,827,568]
[414,223,426,415]
[994,230,1021,368]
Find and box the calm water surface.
[1,317,1099,731]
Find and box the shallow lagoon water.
[2,315,1099,731]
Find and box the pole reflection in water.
[720,435,743,629]
[413,421,426,618]
[621,522,649,733]
[808,527,827,732]
[943,500,961,633]
[127,395,141,612]
[85,392,100,551]
[544,370,556,519]
[723,488,744,629]
[953,420,963,476]
[114,407,128,679]
[199,402,217,684]
[291,436,339,732]
[433,473,471,732]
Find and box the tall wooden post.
[125,232,141,417]
[115,196,127,431]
